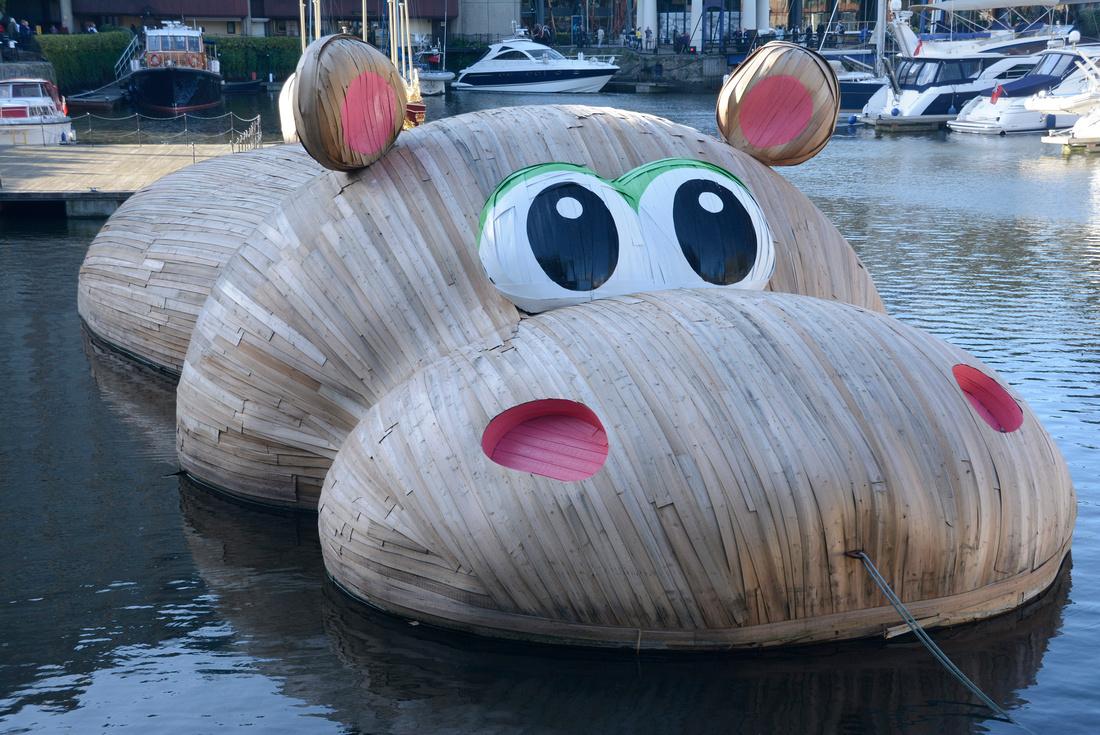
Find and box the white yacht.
[949,41,1100,134]
[0,78,74,145]
[859,52,1038,128]
[1032,53,1100,147]
[889,3,1077,58]
[452,36,618,93]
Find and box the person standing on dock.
[597,26,604,47]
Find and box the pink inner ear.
[341,71,397,156]
[739,74,814,148]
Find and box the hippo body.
[77,38,1074,648]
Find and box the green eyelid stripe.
[613,158,749,210]
[478,162,603,238]
[477,158,751,238]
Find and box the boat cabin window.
[188,36,201,52]
[170,36,189,51]
[937,62,968,83]
[917,62,940,85]
[495,50,531,61]
[147,36,161,51]
[998,61,1037,80]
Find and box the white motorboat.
[892,1,1077,57]
[1032,53,1100,147]
[0,78,75,145]
[859,52,1038,128]
[416,49,454,96]
[949,40,1100,134]
[452,36,618,93]
[418,70,455,96]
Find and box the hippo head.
[174,37,1074,649]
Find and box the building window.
[227,21,236,34]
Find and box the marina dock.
[0,143,245,217]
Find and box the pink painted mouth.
[953,364,1023,433]
[482,399,609,481]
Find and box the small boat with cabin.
[860,52,1038,128]
[452,30,618,93]
[126,21,223,113]
[949,39,1100,134]
[0,78,74,145]
[1032,52,1100,151]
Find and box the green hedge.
[38,30,135,93]
[209,36,303,82]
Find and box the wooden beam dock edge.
[0,143,245,217]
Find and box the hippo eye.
[624,160,774,289]
[479,164,643,313]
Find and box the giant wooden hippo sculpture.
[78,37,1074,649]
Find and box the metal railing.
[70,111,264,151]
[114,34,141,81]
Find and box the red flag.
[915,40,923,55]
[991,84,1003,104]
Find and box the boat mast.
[873,0,887,77]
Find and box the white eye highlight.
[698,191,724,214]
[556,196,584,219]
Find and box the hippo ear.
[293,34,408,171]
[716,41,839,167]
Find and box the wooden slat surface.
[77,144,323,374]
[0,143,237,195]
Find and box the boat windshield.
[147,34,200,52]
[896,58,982,85]
[0,83,45,98]
[487,44,566,62]
[1029,53,1076,78]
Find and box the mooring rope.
[845,550,1021,726]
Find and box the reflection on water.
[178,477,1070,735]
[2,97,1099,733]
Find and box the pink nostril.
[953,364,1023,433]
[482,399,608,481]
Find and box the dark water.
[2,94,1099,734]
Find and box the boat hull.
[452,68,616,93]
[0,118,74,145]
[948,97,1067,134]
[419,70,454,96]
[129,67,223,113]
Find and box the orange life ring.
[148,53,161,67]
[188,54,201,68]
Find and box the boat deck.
[0,142,247,216]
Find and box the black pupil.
[673,179,757,285]
[527,182,618,292]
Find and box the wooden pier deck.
[0,143,253,216]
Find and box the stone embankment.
[581,47,735,93]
